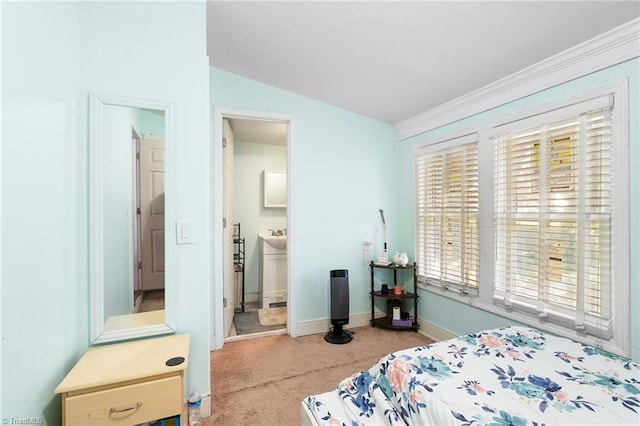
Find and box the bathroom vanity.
[259,233,287,309]
[55,333,189,425]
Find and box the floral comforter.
[304,326,639,425]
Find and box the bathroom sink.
[260,233,287,249]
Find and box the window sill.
[418,284,629,358]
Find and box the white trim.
[295,311,384,336]
[395,18,640,140]
[414,132,478,155]
[224,328,287,344]
[211,107,296,350]
[88,93,176,344]
[415,317,457,342]
[483,83,630,356]
[413,81,631,357]
[611,76,631,357]
[293,311,451,343]
[185,393,211,419]
[422,284,629,357]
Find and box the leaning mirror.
[89,93,175,344]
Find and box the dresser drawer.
[65,375,182,425]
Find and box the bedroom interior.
[1,1,639,424]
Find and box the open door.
[222,119,235,336]
[139,138,165,291]
[213,108,296,349]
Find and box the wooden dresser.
[55,334,189,425]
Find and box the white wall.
[1,1,211,420]
[234,140,287,297]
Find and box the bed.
[302,326,639,425]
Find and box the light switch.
[176,221,194,244]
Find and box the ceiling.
[208,1,639,136]
[227,117,288,145]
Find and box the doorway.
[213,108,294,347]
[135,135,166,313]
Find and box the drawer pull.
[109,401,142,415]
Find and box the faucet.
[269,229,286,237]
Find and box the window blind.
[493,107,613,338]
[416,140,479,293]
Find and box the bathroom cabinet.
[55,333,189,425]
[369,261,419,331]
[259,236,287,309]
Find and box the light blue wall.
[397,58,640,361]
[233,140,287,296]
[2,3,85,421]
[79,0,211,400]
[1,1,210,420]
[135,108,165,139]
[211,68,398,331]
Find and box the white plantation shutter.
[416,136,479,294]
[493,104,613,338]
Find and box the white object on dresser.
[55,333,189,425]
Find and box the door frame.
[132,126,142,309]
[211,107,296,350]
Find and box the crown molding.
[395,18,640,141]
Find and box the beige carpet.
[139,289,164,313]
[204,326,434,426]
[258,307,287,326]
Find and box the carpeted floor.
[139,289,164,312]
[203,326,434,426]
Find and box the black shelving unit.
[233,223,246,312]
[369,261,419,331]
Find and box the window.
[415,135,479,294]
[413,83,630,356]
[493,105,614,339]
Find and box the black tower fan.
[324,269,353,344]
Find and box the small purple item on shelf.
[392,319,412,327]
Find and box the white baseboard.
[415,317,457,342]
[245,292,258,303]
[296,311,457,343]
[224,328,287,343]
[201,393,212,418]
[185,393,211,419]
[295,311,384,336]
[210,311,457,351]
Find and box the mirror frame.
[89,92,176,344]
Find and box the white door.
[139,138,165,291]
[222,119,235,337]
